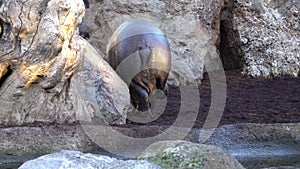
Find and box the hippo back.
[106,19,171,79]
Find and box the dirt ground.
[121,69,300,129]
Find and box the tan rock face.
[81,0,300,79]
[0,0,130,126]
[0,0,83,63]
[80,0,224,86]
[232,0,300,77]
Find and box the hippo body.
[106,19,171,111]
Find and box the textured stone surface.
[0,125,95,156]
[139,140,245,169]
[0,0,130,126]
[80,0,224,85]
[19,150,162,169]
[231,0,300,77]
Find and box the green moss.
[139,147,203,169]
[140,150,179,168]
[179,152,202,168]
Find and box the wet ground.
[122,69,300,128]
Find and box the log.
[0,0,130,126]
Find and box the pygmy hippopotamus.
[106,19,171,112]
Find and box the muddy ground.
[119,69,300,130]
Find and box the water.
[238,154,300,169]
[0,163,22,169]
[231,144,300,169]
[0,153,43,169]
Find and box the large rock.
[19,150,162,169]
[139,140,245,169]
[80,0,224,85]
[0,0,130,126]
[0,125,95,156]
[224,0,300,77]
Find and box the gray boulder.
[19,150,161,169]
[139,140,245,169]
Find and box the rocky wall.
[80,0,224,85]
[223,0,300,77]
[82,0,300,79]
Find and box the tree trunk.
[0,0,130,126]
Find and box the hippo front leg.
[129,81,150,112]
[128,81,157,123]
[156,71,169,99]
